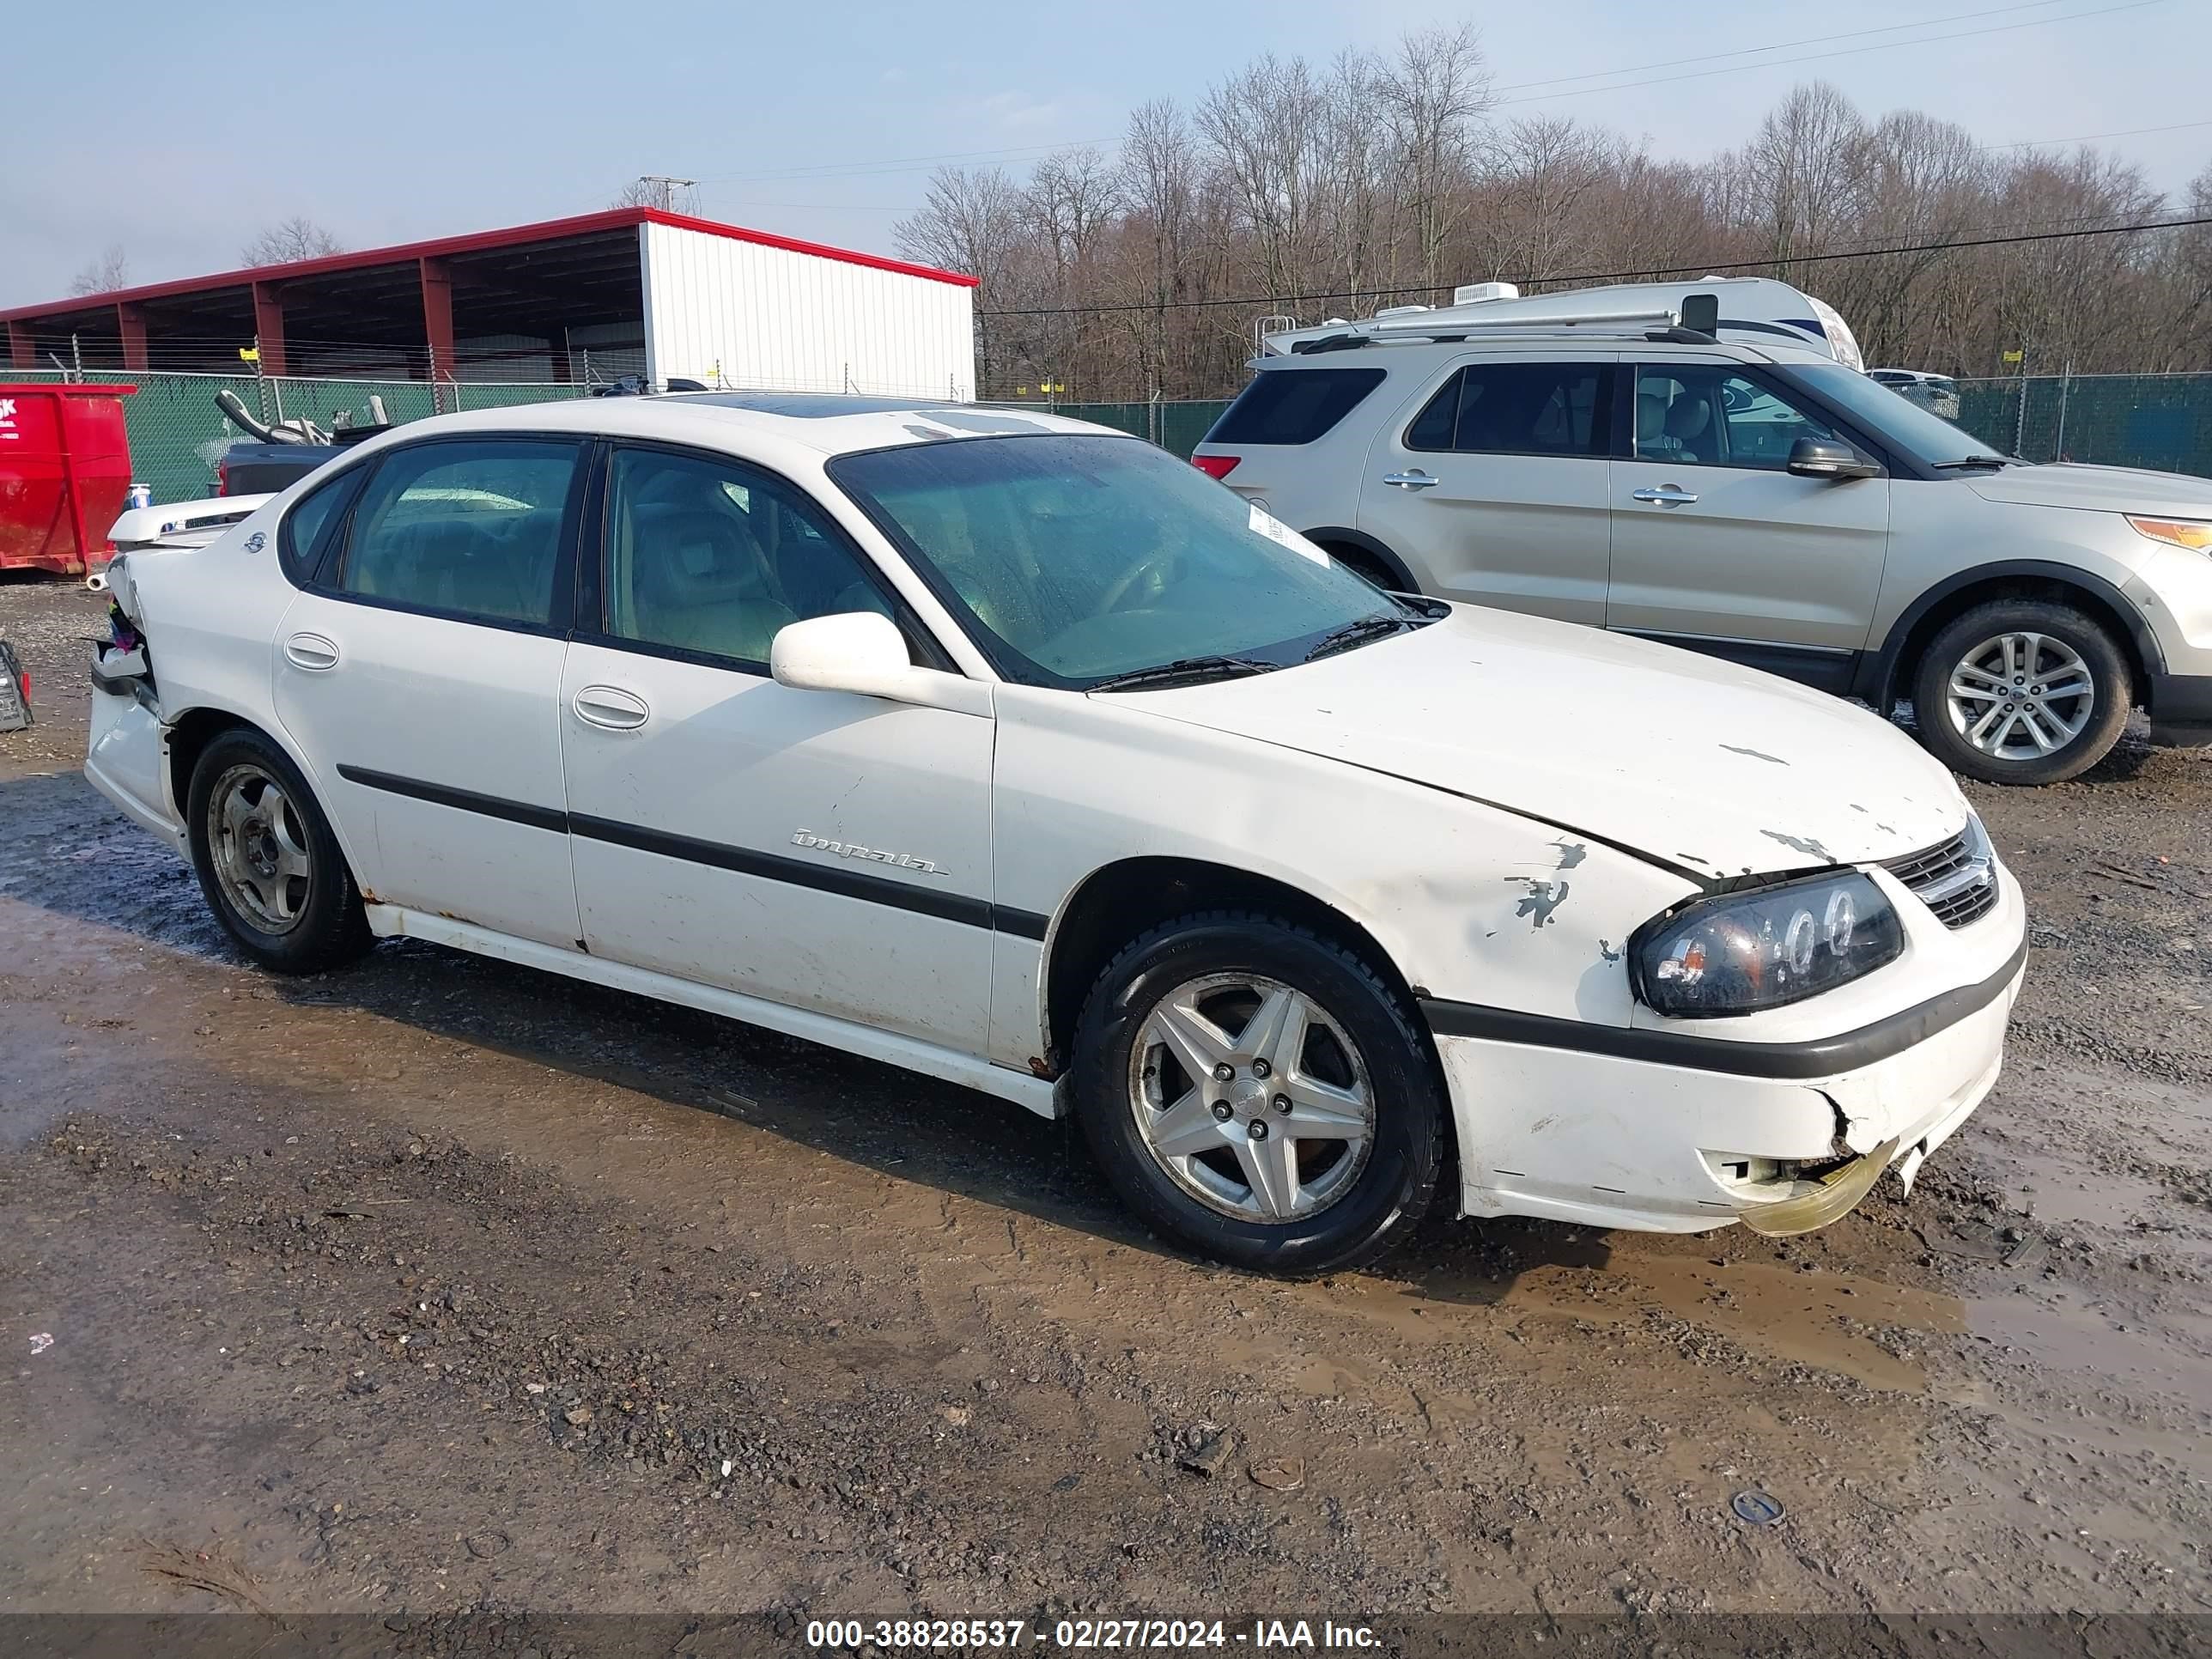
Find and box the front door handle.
[1382,470,1440,491]
[283,632,340,671]
[1630,484,1700,507]
[573,684,650,731]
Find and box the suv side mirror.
[770,611,927,702]
[1787,436,1881,482]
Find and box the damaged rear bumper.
[84,644,183,848]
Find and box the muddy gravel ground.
[3,574,2209,1640]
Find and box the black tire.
[1070,910,1444,1276]
[1911,599,2131,786]
[185,726,374,973]
[1321,544,1398,593]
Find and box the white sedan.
[85,395,2027,1274]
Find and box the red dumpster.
[0,383,137,576]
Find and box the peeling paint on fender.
[1505,878,1570,928]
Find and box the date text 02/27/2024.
[803,1620,1381,1650]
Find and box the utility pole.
[634,175,696,213]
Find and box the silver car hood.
[1966,462,2212,519]
[1118,607,1969,879]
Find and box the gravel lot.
[3,573,2209,1633]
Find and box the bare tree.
[1376,24,1493,292]
[69,245,131,297]
[240,216,344,266]
[609,176,696,212]
[896,55,2208,398]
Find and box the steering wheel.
[1096,544,1178,616]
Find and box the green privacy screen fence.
[1057,374,2212,473]
[1953,374,2212,474]
[14,368,2209,512]
[3,369,589,508]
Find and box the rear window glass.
[1206,368,1387,446]
[1406,362,1610,457]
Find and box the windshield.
[830,434,1417,689]
[1786,362,2002,466]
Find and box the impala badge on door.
[790,830,948,876]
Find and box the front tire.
[186,727,374,973]
[1911,599,2131,785]
[1070,911,1444,1275]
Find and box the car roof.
[1250,334,1843,371]
[350,393,1125,459]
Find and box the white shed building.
[639,214,978,400]
[3,207,980,399]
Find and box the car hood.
[1965,462,2212,518]
[1117,607,1968,878]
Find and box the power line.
[1980,117,2212,151]
[681,1,2162,191]
[695,140,1116,188]
[975,213,2212,318]
[1495,0,2165,106]
[1494,0,2068,92]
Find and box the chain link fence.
[4,369,590,505]
[1054,374,2212,475]
[16,369,2208,511]
[1954,373,2212,474]
[1024,401,1230,458]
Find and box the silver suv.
[1194,324,2212,784]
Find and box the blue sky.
[5,0,2206,307]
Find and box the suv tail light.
[216,459,231,495]
[1191,454,1240,480]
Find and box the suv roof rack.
[1285,304,1698,352]
[1286,308,1729,356]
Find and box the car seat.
[628,502,795,661]
[1662,395,1713,465]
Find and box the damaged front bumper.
[1431,875,2027,1235]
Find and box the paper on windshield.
[1249,502,1328,565]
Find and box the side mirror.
[769,611,926,702]
[1787,436,1881,482]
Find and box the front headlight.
[1630,872,1904,1018]
[2125,514,2212,553]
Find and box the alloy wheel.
[1944,631,2094,763]
[1126,972,1376,1223]
[206,763,313,933]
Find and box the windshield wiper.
[1930,454,2014,470]
[1086,655,1280,693]
[1302,612,1418,662]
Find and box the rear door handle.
[283,632,340,671]
[1382,470,1440,491]
[573,684,650,731]
[1630,484,1699,507]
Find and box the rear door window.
[279,467,364,585]
[1405,362,1611,457]
[1207,368,1388,446]
[336,440,583,628]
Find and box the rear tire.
[1070,911,1444,1276]
[186,727,374,973]
[1910,599,2130,785]
[1320,544,1400,593]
